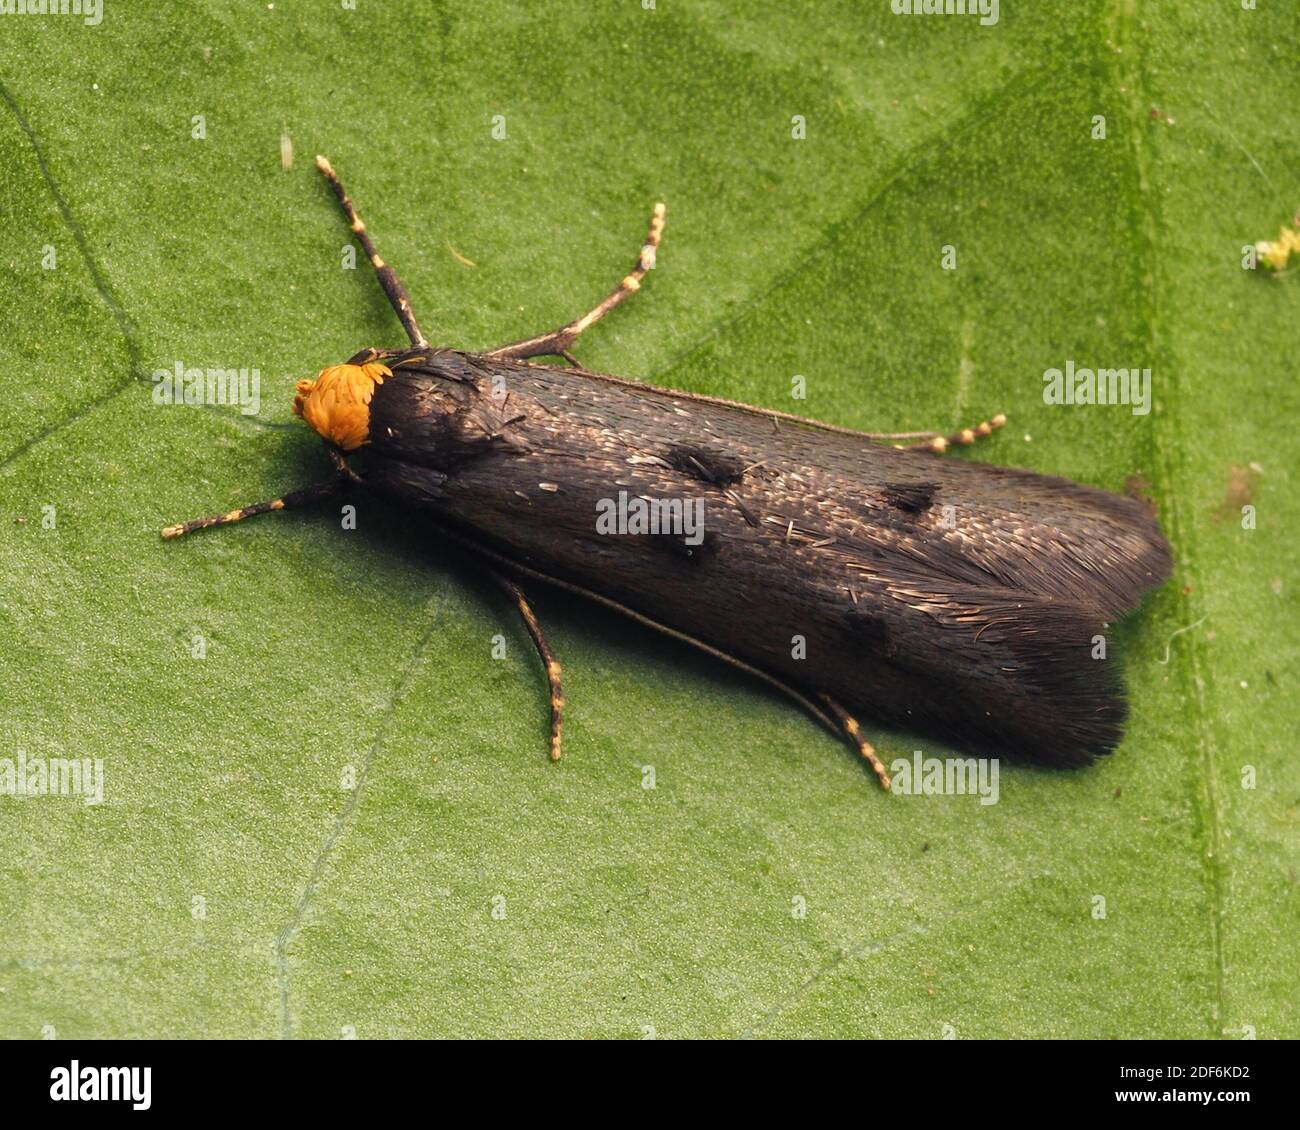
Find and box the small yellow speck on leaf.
[1255,216,1300,272]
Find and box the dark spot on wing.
[663,529,721,564]
[843,607,896,657]
[664,443,745,487]
[883,481,938,515]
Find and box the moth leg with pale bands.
[316,154,428,348]
[819,695,891,790]
[898,412,1009,454]
[492,573,565,762]
[486,203,666,363]
[160,479,348,539]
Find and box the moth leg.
[315,155,428,348]
[897,412,1007,454]
[492,572,564,762]
[325,444,365,484]
[486,203,665,362]
[430,519,898,793]
[819,694,891,791]
[161,478,348,539]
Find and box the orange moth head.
[291,360,392,451]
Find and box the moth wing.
[815,460,1172,764]
[857,458,1172,618]
[834,566,1130,766]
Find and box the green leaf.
[1,1,1296,1039]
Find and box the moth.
[165,156,1172,789]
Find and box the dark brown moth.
[164,156,1172,789]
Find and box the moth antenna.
[493,573,564,762]
[898,413,1008,454]
[160,479,347,539]
[316,154,428,347]
[486,202,665,363]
